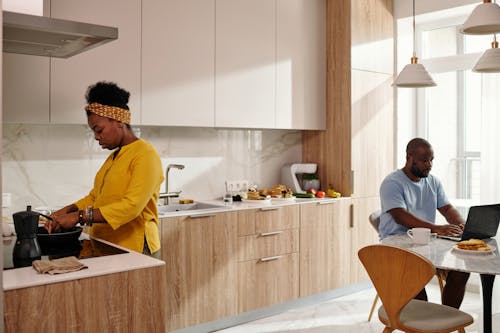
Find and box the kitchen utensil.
[36,226,83,246]
[12,205,42,267]
[281,163,318,193]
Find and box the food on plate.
[315,190,326,198]
[247,188,271,200]
[179,199,194,204]
[456,238,491,251]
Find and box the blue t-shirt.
[378,169,450,239]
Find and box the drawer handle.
[259,231,284,237]
[259,206,281,211]
[259,255,283,262]
[188,213,216,219]
[317,201,334,205]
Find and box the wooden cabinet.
[49,0,141,124]
[236,205,300,312]
[3,54,50,123]
[299,199,352,296]
[215,0,276,128]
[141,0,215,126]
[4,266,165,333]
[160,211,238,331]
[276,0,326,130]
[349,196,380,284]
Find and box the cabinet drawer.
[237,205,300,236]
[237,228,299,262]
[238,252,299,312]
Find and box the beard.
[410,163,430,178]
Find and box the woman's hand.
[45,211,79,233]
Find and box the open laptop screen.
[462,204,500,240]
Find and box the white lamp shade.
[461,2,500,35]
[393,63,437,88]
[473,47,500,72]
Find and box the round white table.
[382,234,499,333]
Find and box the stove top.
[3,234,128,270]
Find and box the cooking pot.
[36,226,83,246]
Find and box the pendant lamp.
[461,0,500,35]
[393,0,436,88]
[473,34,500,72]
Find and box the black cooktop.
[3,234,128,270]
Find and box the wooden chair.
[367,211,447,322]
[359,244,473,333]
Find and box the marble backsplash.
[1,124,302,214]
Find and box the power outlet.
[225,180,249,193]
[2,193,12,208]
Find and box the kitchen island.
[3,235,166,333]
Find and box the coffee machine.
[13,205,42,267]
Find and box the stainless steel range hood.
[3,11,118,58]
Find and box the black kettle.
[13,205,42,267]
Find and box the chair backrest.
[358,244,435,327]
[369,210,382,232]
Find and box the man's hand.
[433,224,463,236]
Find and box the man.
[379,137,469,309]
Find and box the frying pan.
[36,226,83,246]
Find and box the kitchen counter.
[3,234,165,291]
[158,196,350,218]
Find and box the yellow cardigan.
[75,139,164,253]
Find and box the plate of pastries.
[453,238,495,254]
[242,184,295,204]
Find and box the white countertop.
[158,196,350,218]
[3,235,165,291]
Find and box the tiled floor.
[215,284,499,333]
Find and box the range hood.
[3,11,118,58]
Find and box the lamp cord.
[412,0,416,58]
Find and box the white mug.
[407,228,431,244]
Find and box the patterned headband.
[85,102,131,124]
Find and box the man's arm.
[389,207,463,235]
[438,204,466,228]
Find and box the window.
[397,5,500,221]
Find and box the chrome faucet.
[159,164,185,205]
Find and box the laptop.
[437,204,500,241]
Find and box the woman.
[45,81,164,256]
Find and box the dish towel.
[32,256,88,275]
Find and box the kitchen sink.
[157,202,225,214]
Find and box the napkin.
[32,256,88,275]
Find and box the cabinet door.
[349,196,381,284]
[160,212,238,331]
[3,54,50,123]
[351,69,394,197]
[49,0,141,124]
[238,252,299,312]
[215,0,276,128]
[276,0,326,130]
[142,0,215,126]
[299,199,352,296]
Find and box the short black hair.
[406,138,432,156]
[85,81,130,110]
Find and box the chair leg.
[382,327,394,333]
[436,269,447,302]
[457,328,465,333]
[368,294,379,321]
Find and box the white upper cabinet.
[141,0,215,127]
[49,0,141,124]
[215,0,276,129]
[276,0,326,130]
